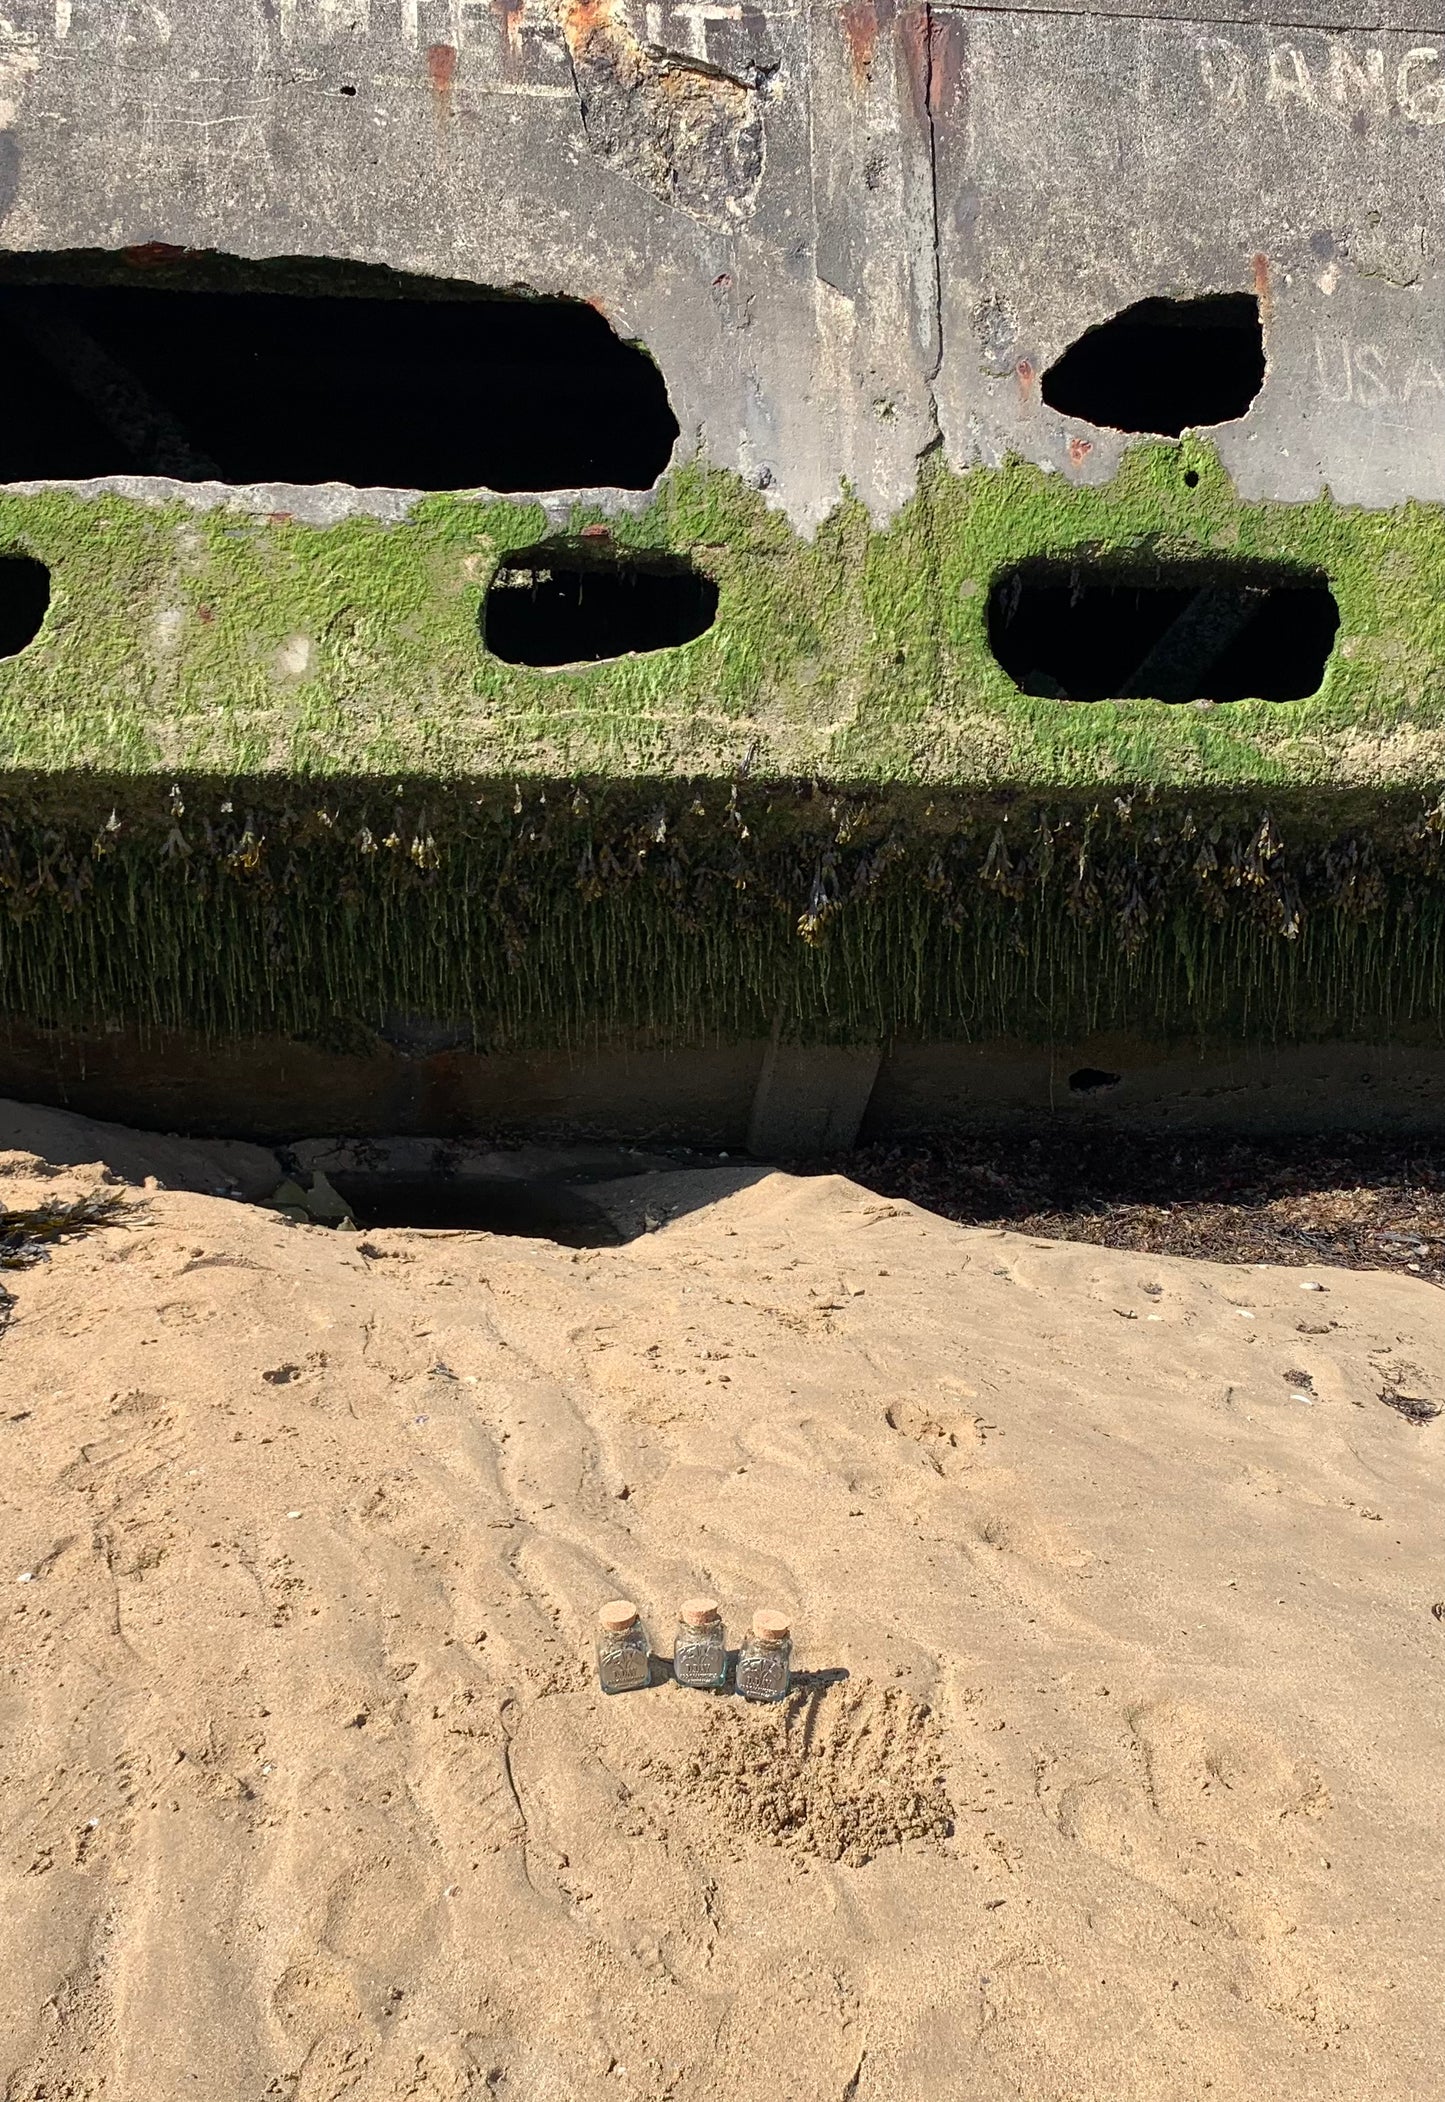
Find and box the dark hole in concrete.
[484,544,718,666]
[988,558,1339,703]
[329,1172,623,1246]
[0,249,678,491]
[0,555,49,656]
[1041,294,1265,437]
[1068,1068,1122,1094]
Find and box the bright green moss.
[0,444,1443,786]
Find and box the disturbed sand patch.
[661,1680,954,1866]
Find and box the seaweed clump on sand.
[0,1189,131,1332]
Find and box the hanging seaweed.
[1,776,1442,1052]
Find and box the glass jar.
[595,1600,651,1694]
[673,1596,727,1690]
[736,1609,792,1703]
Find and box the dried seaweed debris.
[0,1189,131,1331]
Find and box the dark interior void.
[988,560,1339,703]
[0,556,49,656]
[484,544,719,666]
[0,250,678,491]
[1041,294,1265,436]
[1068,1068,1122,1094]
[330,1172,621,1246]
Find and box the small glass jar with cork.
[595,1599,651,1693]
[672,1597,728,1690]
[735,1609,792,1702]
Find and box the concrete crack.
[918,4,945,394]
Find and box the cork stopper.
[752,1609,791,1642]
[680,1596,721,1628]
[598,1599,640,1633]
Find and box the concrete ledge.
[747,1037,883,1159]
[866,1038,1445,1137]
[3,1023,1445,1143]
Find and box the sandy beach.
[1,1106,1441,2101]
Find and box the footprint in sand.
[1043,1698,1335,2021]
[883,1397,984,1474]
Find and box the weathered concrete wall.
[6,1017,1445,1142]
[0,0,1442,524]
[0,1,1443,1136]
[936,4,1445,507]
[0,0,939,529]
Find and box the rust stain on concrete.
[427,41,459,104]
[1253,251,1271,314]
[841,2,879,92]
[491,0,524,65]
[121,242,191,269]
[898,4,930,129]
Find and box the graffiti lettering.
[6,0,514,48]
[1314,336,1445,406]
[1396,45,1445,122]
[1200,37,1445,126]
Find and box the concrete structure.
[0,0,1441,1147]
[2,0,1444,517]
